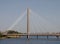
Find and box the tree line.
[0,30,22,38]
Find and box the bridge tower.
[27,8,30,39]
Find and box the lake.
[0,36,60,44]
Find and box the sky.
[0,0,60,33]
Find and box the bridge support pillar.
[27,35,29,39]
[37,35,38,39]
[56,36,59,39]
[47,36,48,39]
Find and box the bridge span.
[6,33,60,36]
[3,33,60,39]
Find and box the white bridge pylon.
[7,8,59,33]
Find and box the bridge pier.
[27,35,28,39]
[56,36,59,39]
[47,36,48,39]
[37,35,38,39]
[27,35,29,39]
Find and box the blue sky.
[0,0,60,32]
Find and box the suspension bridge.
[4,8,60,39]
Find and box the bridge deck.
[5,34,60,36]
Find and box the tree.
[0,32,3,37]
[7,30,19,34]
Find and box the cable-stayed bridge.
[4,8,60,39]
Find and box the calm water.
[0,36,60,44]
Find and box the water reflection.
[0,37,60,44]
[26,39,30,44]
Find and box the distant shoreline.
[0,36,21,39]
